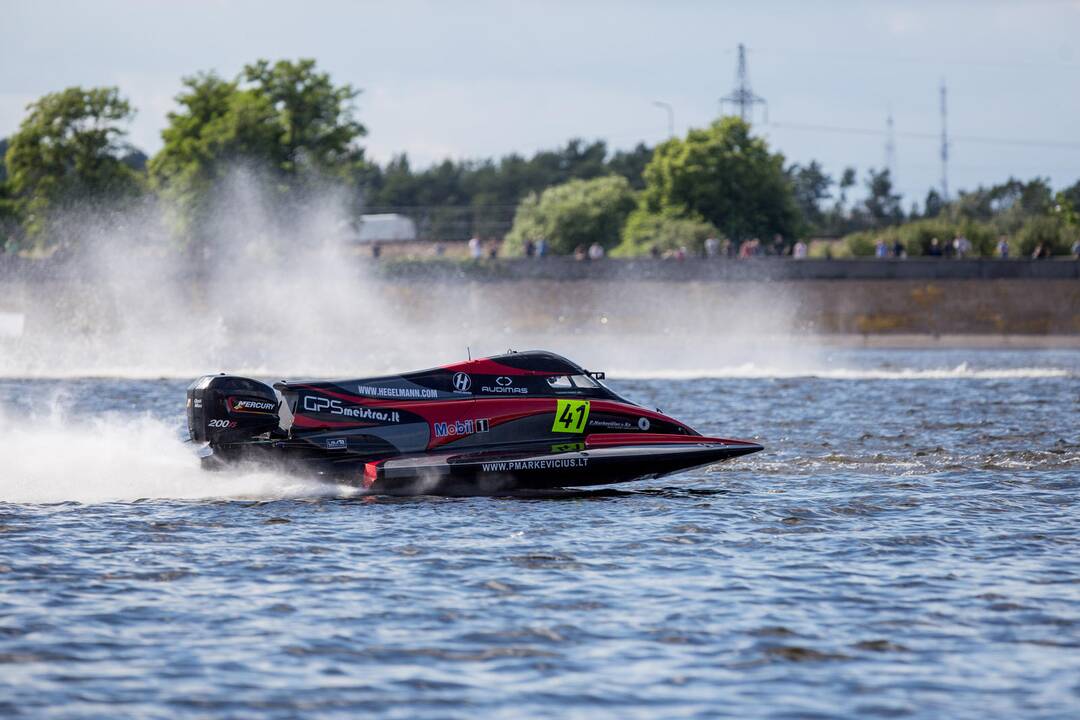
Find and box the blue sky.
[4,0,1079,205]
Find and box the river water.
[1,348,1078,718]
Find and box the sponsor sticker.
[481,376,527,394]
[452,372,472,393]
[326,437,347,450]
[356,384,437,400]
[230,398,277,413]
[550,442,585,453]
[638,417,651,431]
[301,395,401,423]
[588,419,633,430]
[433,418,490,438]
[482,457,588,472]
[552,399,590,434]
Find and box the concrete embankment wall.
[359,278,1080,336]
[367,258,1080,336]
[375,257,1080,282]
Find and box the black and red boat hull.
[188,351,763,495]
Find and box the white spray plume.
[0,400,353,504]
[0,167,817,379]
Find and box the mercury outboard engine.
[186,375,281,445]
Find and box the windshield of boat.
[545,374,598,390]
[544,374,636,404]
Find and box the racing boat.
[186,350,762,494]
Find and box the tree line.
[1,58,1077,257]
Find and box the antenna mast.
[885,107,896,181]
[939,80,949,202]
[720,43,767,124]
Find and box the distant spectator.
[875,238,889,258]
[704,236,720,258]
[772,234,785,256]
[649,244,661,259]
[793,240,808,259]
[487,240,498,259]
[1032,242,1050,260]
[434,242,446,257]
[468,236,482,259]
[588,242,605,260]
[536,237,548,257]
[574,245,588,261]
[371,242,382,259]
[1072,237,1080,259]
[674,246,688,260]
[524,239,536,257]
[996,235,1010,259]
[928,237,943,257]
[723,238,734,257]
[892,239,905,258]
[953,234,971,258]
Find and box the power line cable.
[767,121,1080,150]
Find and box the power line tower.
[720,43,767,124]
[885,107,896,180]
[939,80,949,202]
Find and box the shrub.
[503,175,636,256]
[838,230,886,257]
[839,218,1000,257]
[611,209,720,257]
[1016,215,1072,256]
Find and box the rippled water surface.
[1,348,1078,718]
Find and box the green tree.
[952,177,1053,231]
[1061,179,1080,212]
[861,168,904,227]
[923,188,944,218]
[637,117,798,243]
[606,142,653,190]
[787,160,832,233]
[241,59,366,182]
[148,72,284,245]
[4,87,142,245]
[837,167,857,206]
[149,59,367,246]
[0,137,16,250]
[503,175,636,255]
[1054,190,1078,228]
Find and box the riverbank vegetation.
[1,59,1077,257]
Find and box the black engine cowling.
[186,375,281,445]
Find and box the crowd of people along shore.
[370,234,1080,262]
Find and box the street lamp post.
[652,100,674,139]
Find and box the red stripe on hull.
[585,433,755,448]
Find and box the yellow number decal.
[552,399,590,434]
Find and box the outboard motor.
[187,375,281,445]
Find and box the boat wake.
[0,407,354,505]
[610,362,1075,380]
